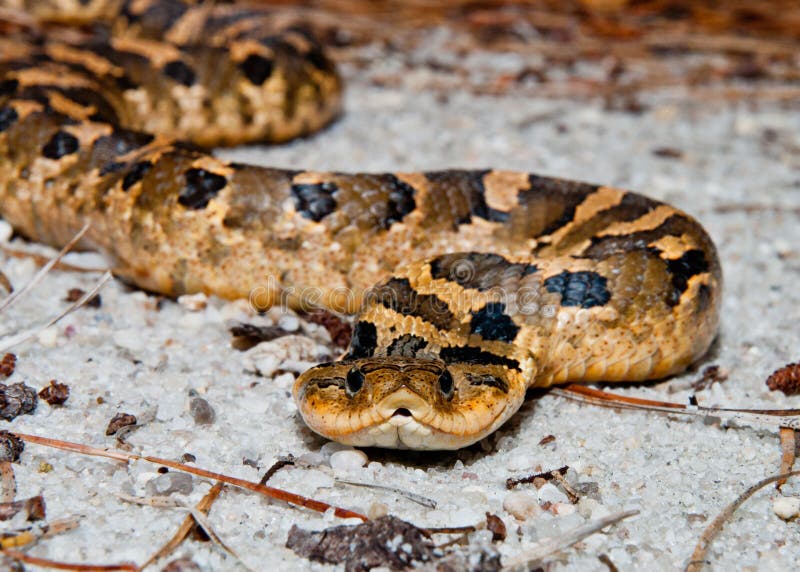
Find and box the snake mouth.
[392,408,413,417]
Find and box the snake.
[0,1,722,450]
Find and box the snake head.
[293,356,526,450]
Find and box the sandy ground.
[2,23,800,572]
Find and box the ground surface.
[2,4,800,571]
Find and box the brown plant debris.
[0,354,15,378]
[0,270,12,296]
[485,512,507,542]
[538,434,556,446]
[38,380,70,406]
[260,455,296,485]
[0,495,45,522]
[16,431,367,520]
[142,482,224,569]
[286,516,439,571]
[64,287,102,308]
[229,322,293,351]
[162,558,202,572]
[686,470,800,572]
[766,362,800,395]
[105,412,137,436]
[694,365,728,390]
[506,465,569,490]
[0,382,36,421]
[302,309,352,349]
[777,427,797,489]
[0,432,23,463]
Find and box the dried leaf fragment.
[0,431,24,462]
[106,412,137,435]
[0,353,15,378]
[0,382,37,420]
[766,363,800,395]
[38,380,70,406]
[485,512,507,541]
[0,495,45,521]
[64,287,102,308]
[286,516,436,571]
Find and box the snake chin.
[293,357,527,450]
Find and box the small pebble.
[37,327,58,348]
[145,472,194,496]
[773,496,800,520]
[189,397,216,425]
[368,502,389,519]
[320,441,353,459]
[329,449,368,472]
[538,482,569,505]
[552,502,577,516]
[503,491,540,521]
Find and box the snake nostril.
[392,408,412,417]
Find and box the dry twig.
[685,470,800,572]
[15,432,367,521]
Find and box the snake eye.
[438,369,454,399]
[345,367,365,396]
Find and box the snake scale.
[0,1,721,449]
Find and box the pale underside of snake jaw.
[0,0,723,449]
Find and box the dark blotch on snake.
[121,161,153,191]
[465,372,509,393]
[0,107,18,133]
[429,252,537,292]
[371,278,456,331]
[0,79,19,96]
[291,182,337,222]
[239,54,274,85]
[42,131,80,159]
[387,334,428,358]
[439,346,520,370]
[665,249,709,306]
[544,270,610,308]
[470,302,519,343]
[163,60,196,86]
[382,175,417,228]
[346,321,378,360]
[179,168,228,209]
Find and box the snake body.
[0,1,721,449]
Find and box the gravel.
[1,29,799,572]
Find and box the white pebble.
[773,496,800,520]
[329,450,368,472]
[37,327,59,348]
[503,491,540,521]
[538,482,569,505]
[368,502,389,519]
[320,441,353,459]
[552,502,576,516]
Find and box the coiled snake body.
[0,1,721,449]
